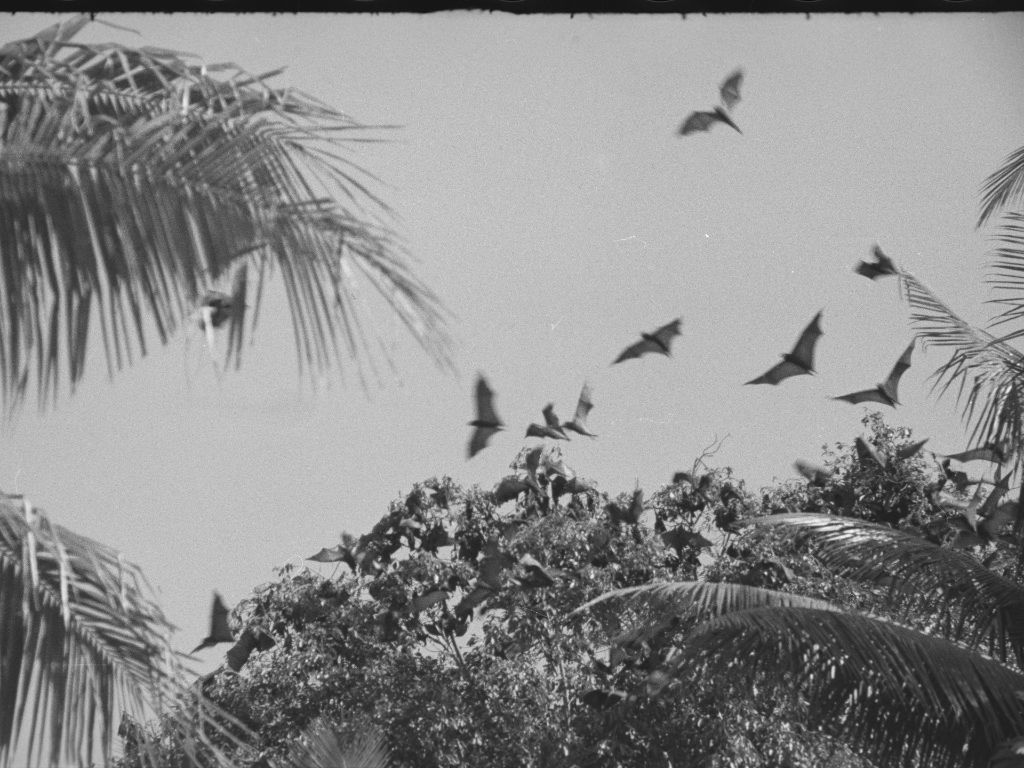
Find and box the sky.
[2,11,1024,675]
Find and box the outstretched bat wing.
[945,443,1007,465]
[649,318,682,352]
[855,437,887,469]
[564,382,597,436]
[790,311,824,372]
[679,110,721,136]
[880,343,914,403]
[192,592,233,653]
[745,358,806,386]
[613,338,659,364]
[896,438,929,460]
[833,388,891,406]
[468,425,500,459]
[719,69,743,111]
[613,319,680,364]
[855,245,899,280]
[794,460,832,485]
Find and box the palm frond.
[570,579,836,621]
[669,606,1024,768]
[754,513,1024,663]
[987,212,1024,330]
[275,718,391,768]
[0,493,251,768]
[899,270,1024,454]
[0,18,452,413]
[978,145,1024,229]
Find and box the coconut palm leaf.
[669,606,1024,768]
[978,145,1024,229]
[899,270,1024,456]
[754,513,1024,663]
[987,213,1024,331]
[0,493,251,768]
[275,718,391,768]
[0,17,452,413]
[570,579,836,621]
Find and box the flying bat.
[745,311,823,386]
[855,245,899,280]
[562,382,597,437]
[542,403,570,439]
[607,488,644,525]
[833,343,914,407]
[942,441,1009,466]
[192,592,233,653]
[224,627,275,673]
[613,318,682,365]
[526,422,570,441]
[494,476,533,505]
[468,374,504,458]
[679,69,744,136]
[794,460,833,486]
[552,475,596,500]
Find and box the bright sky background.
[3,12,1024,671]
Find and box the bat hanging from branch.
[679,69,744,136]
[855,245,899,280]
[745,311,823,386]
[468,374,504,458]
[833,343,914,408]
[612,318,682,365]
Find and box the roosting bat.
[855,245,899,280]
[193,592,233,653]
[679,69,744,136]
[833,343,914,408]
[562,382,597,437]
[468,374,504,458]
[613,318,682,365]
[745,311,823,385]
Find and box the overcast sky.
[3,11,1024,668]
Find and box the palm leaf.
[570,579,836,621]
[0,493,251,768]
[754,513,1024,663]
[978,145,1024,229]
[899,270,1024,456]
[670,606,1024,768]
[986,212,1024,331]
[274,718,391,768]
[0,18,452,413]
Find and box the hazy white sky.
[3,12,1024,667]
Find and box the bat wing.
[945,444,1006,464]
[542,403,568,437]
[871,245,898,275]
[794,460,832,485]
[895,438,929,460]
[494,477,529,505]
[834,388,890,406]
[790,311,824,371]
[650,318,682,352]
[571,382,594,424]
[880,343,914,403]
[855,261,883,280]
[474,375,502,426]
[613,337,660,364]
[746,358,807,386]
[468,425,499,459]
[855,437,887,468]
[224,627,274,673]
[679,110,720,136]
[307,545,349,563]
[719,69,743,110]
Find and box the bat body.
[679,69,744,136]
[542,403,570,439]
[613,318,682,365]
[225,627,275,673]
[855,245,899,280]
[468,374,505,458]
[562,382,597,437]
[746,311,823,386]
[833,343,913,408]
[193,592,233,653]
